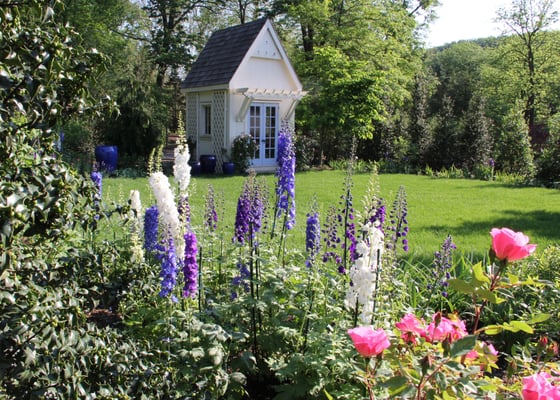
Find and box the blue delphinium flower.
[91,170,102,198]
[387,185,409,252]
[305,208,321,268]
[233,176,266,245]
[144,205,159,253]
[231,262,251,300]
[90,170,102,220]
[159,235,178,301]
[204,184,218,231]
[428,235,456,297]
[322,206,344,273]
[183,230,199,298]
[275,124,296,230]
[233,182,252,244]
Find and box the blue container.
[95,145,118,172]
[223,162,235,175]
[189,161,202,176]
[200,154,217,174]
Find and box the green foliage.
[231,134,257,173]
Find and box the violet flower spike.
[159,235,178,301]
[183,230,199,298]
[275,124,296,230]
[144,205,159,253]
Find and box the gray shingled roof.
[182,18,268,89]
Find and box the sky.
[425,0,508,47]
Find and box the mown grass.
[102,170,560,261]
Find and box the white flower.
[173,143,191,195]
[148,171,184,259]
[129,189,144,235]
[345,222,385,325]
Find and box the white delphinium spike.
[345,222,385,325]
[148,171,183,259]
[128,189,145,263]
[173,143,191,196]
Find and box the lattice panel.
[212,90,226,172]
[186,93,198,158]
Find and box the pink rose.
[348,326,390,358]
[396,314,426,344]
[424,313,467,343]
[490,228,537,262]
[522,372,560,400]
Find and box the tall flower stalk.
[272,123,296,257]
[345,222,385,326]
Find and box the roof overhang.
[234,88,307,122]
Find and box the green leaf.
[381,376,409,395]
[450,335,477,358]
[483,325,503,335]
[472,262,490,284]
[508,320,534,334]
[527,313,551,324]
[448,278,474,294]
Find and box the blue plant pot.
[200,154,217,174]
[223,162,235,175]
[189,161,201,176]
[95,145,118,172]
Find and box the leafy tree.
[278,0,433,163]
[459,92,494,171]
[430,95,460,170]
[409,69,437,168]
[496,0,559,136]
[496,105,535,178]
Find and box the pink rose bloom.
[424,314,467,343]
[522,372,560,400]
[396,314,426,344]
[348,326,390,358]
[490,228,537,262]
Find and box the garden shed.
[182,18,305,173]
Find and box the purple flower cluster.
[233,178,265,245]
[368,201,386,233]
[159,235,178,301]
[233,183,252,244]
[275,125,296,230]
[322,206,344,273]
[387,185,409,252]
[144,205,159,253]
[178,195,191,224]
[305,209,321,267]
[340,190,357,265]
[204,184,218,231]
[428,235,456,297]
[90,171,102,198]
[182,230,199,298]
[231,262,251,300]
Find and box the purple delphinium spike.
[428,235,456,297]
[178,195,191,224]
[305,208,321,268]
[91,170,102,198]
[204,184,218,231]
[231,262,251,300]
[275,124,296,230]
[159,235,178,301]
[322,206,344,273]
[233,182,252,244]
[183,230,199,298]
[144,205,159,253]
[387,185,409,252]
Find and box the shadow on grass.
[425,209,560,243]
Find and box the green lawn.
[103,170,560,261]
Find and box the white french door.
[248,103,278,166]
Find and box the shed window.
[202,104,211,135]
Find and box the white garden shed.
[182,18,305,172]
